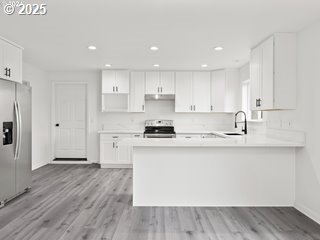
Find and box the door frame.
[51,82,89,163]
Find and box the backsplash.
[100,100,235,132]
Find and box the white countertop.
[98,130,144,134]
[118,135,305,147]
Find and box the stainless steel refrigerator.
[0,79,32,208]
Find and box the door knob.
[55,123,60,127]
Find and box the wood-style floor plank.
[0,164,319,240]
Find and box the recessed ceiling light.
[214,46,224,51]
[88,45,97,50]
[153,64,160,67]
[105,64,112,67]
[201,64,208,68]
[150,46,159,51]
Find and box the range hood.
[145,94,175,100]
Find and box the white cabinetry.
[145,71,175,94]
[0,38,23,83]
[101,70,129,112]
[175,72,211,112]
[211,70,226,112]
[130,72,145,112]
[210,69,240,113]
[102,70,129,94]
[250,33,296,110]
[100,134,132,168]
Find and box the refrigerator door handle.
[16,101,22,160]
[14,101,20,160]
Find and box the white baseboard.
[295,202,320,224]
[100,164,133,169]
[32,161,49,171]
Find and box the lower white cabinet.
[100,134,131,167]
[100,133,143,168]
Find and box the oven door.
[144,133,176,138]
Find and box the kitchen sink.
[223,133,244,136]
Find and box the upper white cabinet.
[211,70,226,112]
[101,70,129,112]
[0,38,23,83]
[130,72,145,112]
[210,69,240,113]
[175,72,193,112]
[102,70,129,94]
[175,72,211,112]
[193,72,211,112]
[250,33,297,111]
[145,71,175,94]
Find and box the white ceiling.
[1,0,320,71]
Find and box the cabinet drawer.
[176,134,202,139]
[131,133,143,138]
[100,134,131,141]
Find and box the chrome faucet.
[235,111,247,135]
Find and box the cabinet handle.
[134,135,140,137]
[8,68,11,77]
[113,142,115,148]
[211,105,213,111]
[190,105,193,111]
[142,105,144,111]
[256,99,262,107]
[4,68,7,77]
[161,87,163,93]
[193,105,196,111]
[116,86,118,92]
[113,86,115,92]
[157,87,160,93]
[112,136,119,138]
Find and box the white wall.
[48,71,236,162]
[264,21,320,223]
[48,71,101,163]
[23,62,51,170]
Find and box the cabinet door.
[250,47,262,111]
[116,70,129,93]
[145,72,160,94]
[160,72,175,94]
[4,43,22,83]
[100,141,115,164]
[130,72,145,112]
[193,72,211,112]
[261,36,274,110]
[211,70,226,112]
[0,43,4,80]
[175,72,193,112]
[102,71,116,93]
[116,142,131,164]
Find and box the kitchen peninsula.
[120,135,304,207]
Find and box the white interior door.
[55,83,87,159]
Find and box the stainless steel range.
[144,120,176,138]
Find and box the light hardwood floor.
[0,164,320,240]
